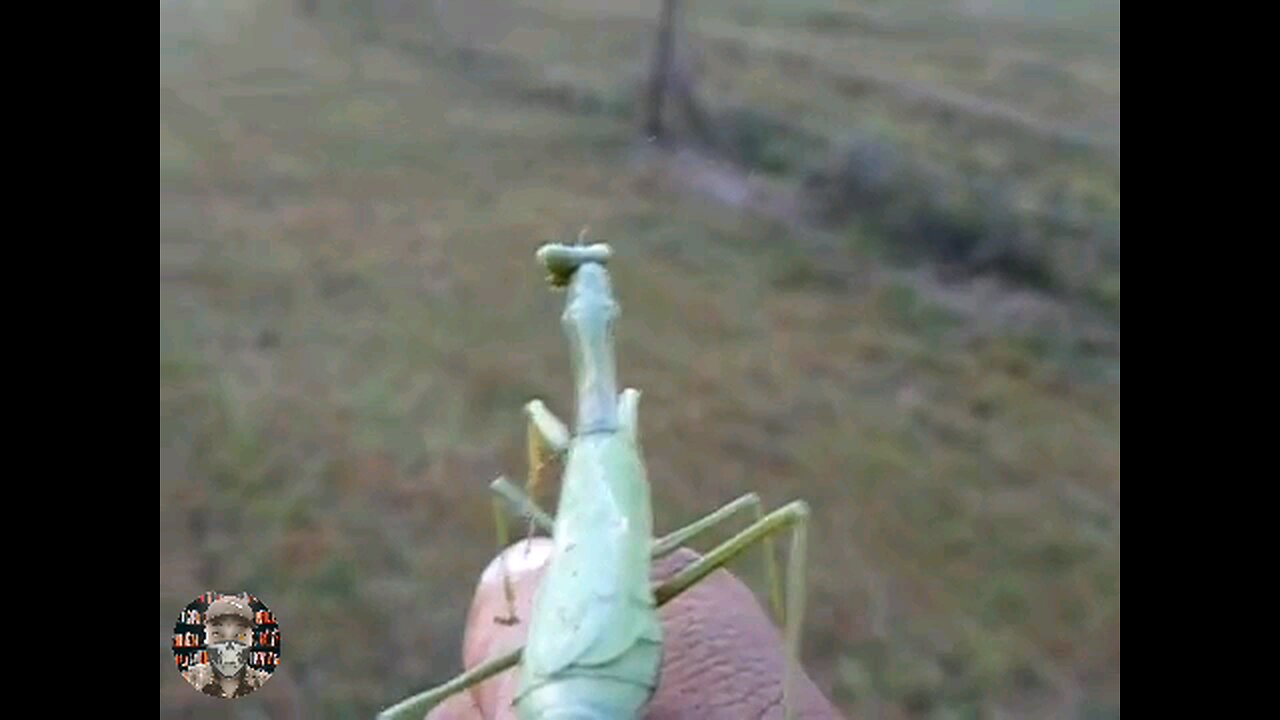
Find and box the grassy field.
[160,1,1119,718]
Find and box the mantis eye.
[537,243,613,288]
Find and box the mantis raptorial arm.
[493,400,572,626]
[521,398,570,547]
[525,400,571,453]
[377,500,811,720]
[523,398,569,524]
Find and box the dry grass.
[160,2,1119,718]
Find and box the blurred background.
[159,0,1119,717]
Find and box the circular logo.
[171,591,281,700]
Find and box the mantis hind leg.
[654,501,810,720]
[377,647,523,720]
[652,493,785,624]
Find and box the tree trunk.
[645,0,679,140]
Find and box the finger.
[423,691,484,720]
[461,538,556,719]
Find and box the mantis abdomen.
[515,432,663,719]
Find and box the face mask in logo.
[209,640,248,677]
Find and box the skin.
[425,538,847,720]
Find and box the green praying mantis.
[378,238,812,720]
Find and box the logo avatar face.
[210,639,248,677]
[172,591,282,700]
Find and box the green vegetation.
[160,1,1119,717]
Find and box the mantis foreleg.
[521,399,569,550]
[493,401,571,626]
[522,397,568,538]
[522,399,570,531]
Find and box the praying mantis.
[378,238,813,720]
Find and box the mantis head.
[536,241,622,434]
[536,242,613,288]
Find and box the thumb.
[453,538,557,720]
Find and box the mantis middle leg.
[491,479,784,625]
